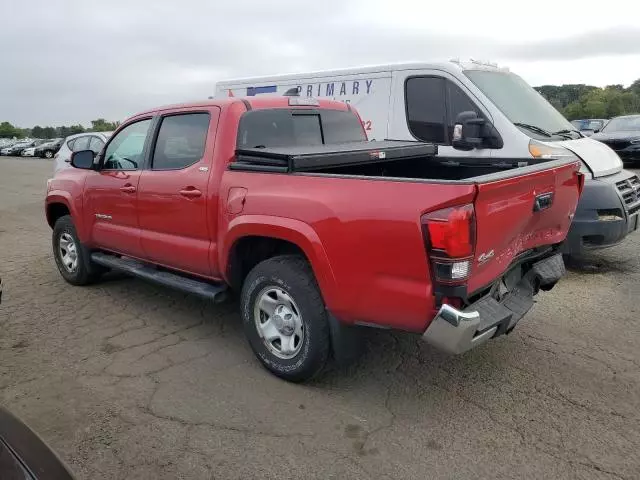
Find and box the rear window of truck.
[237,109,366,149]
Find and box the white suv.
[54,131,113,174]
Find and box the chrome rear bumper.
[422,253,565,354]
[423,304,497,354]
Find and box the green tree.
[0,121,22,138]
[536,78,640,120]
[90,118,119,132]
[31,126,44,138]
[69,124,85,135]
[42,127,56,139]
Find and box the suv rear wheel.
[241,255,330,382]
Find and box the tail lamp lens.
[422,204,474,258]
[422,204,475,283]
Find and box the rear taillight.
[421,204,475,283]
[576,171,585,196]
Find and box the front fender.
[220,215,339,310]
[46,191,88,242]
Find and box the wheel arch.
[221,215,338,308]
[46,193,88,241]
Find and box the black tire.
[44,150,54,159]
[241,255,330,382]
[52,215,103,285]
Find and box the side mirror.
[70,150,95,170]
[452,111,486,151]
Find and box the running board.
[91,252,227,303]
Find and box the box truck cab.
[216,61,640,255]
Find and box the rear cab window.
[237,109,366,149]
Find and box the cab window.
[103,120,151,170]
[151,113,210,170]
[405,77,446,144]
[406,76,484,145]
[237,109,365,149]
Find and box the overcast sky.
[2,0,639,126]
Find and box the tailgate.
[468,161,581,293]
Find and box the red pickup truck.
[46,96,582,381]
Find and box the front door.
[390,71,493,159]
[137,110,217,277]
[83,118,153,258]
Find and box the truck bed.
[231,140,567,182]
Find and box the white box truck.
[216,61,640,256]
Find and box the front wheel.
[241,255,330,382]
[53,215,103,285]
[44,150,54,159]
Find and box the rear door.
[468,161,581,292]
[137,109,219,277]
[83,119,153,258]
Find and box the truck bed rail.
[231,140,437,173]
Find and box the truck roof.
[216,60,508,87]
[127,96,351,122]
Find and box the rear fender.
[220,215,338,308]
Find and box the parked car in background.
[0,143,16,155]
[2,140,36,156]
[591,115,640,165]
[571,118,608,136]
[15,139,46,157]
[35,138,63,158]
[54,132,113,173]
[21,146,37,156]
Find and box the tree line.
[0,119,120,139]
[3,80,640,138]
[535,79,640,120]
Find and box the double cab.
[46,95,582,381]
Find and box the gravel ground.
[1,156,640,480]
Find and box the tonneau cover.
[232,140,437,172]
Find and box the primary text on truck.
[46,95,582,382]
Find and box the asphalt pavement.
[1,156,639,479]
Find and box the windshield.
[571,119,605,131]
[602,115,640,133]
[464,70,574,140]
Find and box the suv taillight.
[421,204,475,283]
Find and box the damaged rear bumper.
[422,253,565,354]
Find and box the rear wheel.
[53,215,103,285]
[241,255,330,382]
[44,150,54,159]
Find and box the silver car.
[54,131,113,174]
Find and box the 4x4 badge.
[478,250,495,264]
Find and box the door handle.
[180,188,202,198]
[120,185,136,193]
